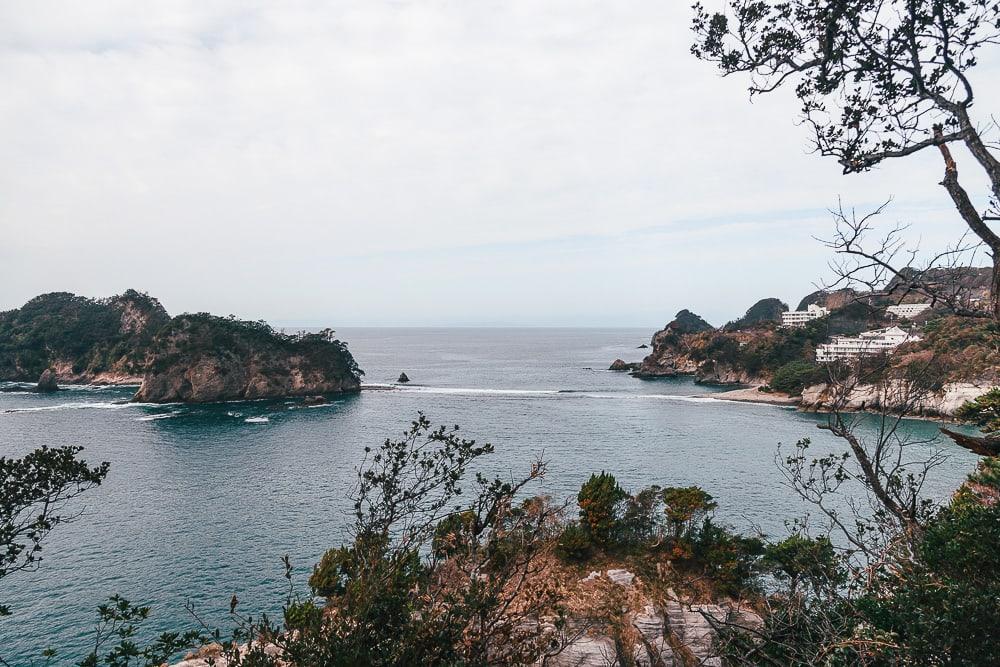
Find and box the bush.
[762,534,843,595]
[661,486,717,540]
[308,546,358,597]
[554,523,593,563]
[432,511,477,558]
[689,519,764,596]
[956,388,1000,433]
[770,360,826,395]
[577,472,628,548]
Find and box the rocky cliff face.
[635,310,769,384]
[800,381,993,417]
[133,315,362,403]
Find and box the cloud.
[1,1,996,325]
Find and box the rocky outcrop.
[634,311,713,378]
[541,570,760,667]
[609,359,640,372]
[796,288,860,312]
[800,381,994,418]
[725,297,788,330]
[133,315,361,403]
[397,372,410,383]
[35,369,59,392]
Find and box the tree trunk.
[934,125,1000,322]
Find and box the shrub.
[762,534,843,595]
[432,511,478,558]
[689,519,764,596]
[308,546,358,598]
[770,360,826,395]
[577,472,628,548]
[661,486,717,540]
[619,486,663,548]
[554,523,593,563]
[956,388,1000,433]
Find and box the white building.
[781,304,830,327]
[886,303,932,319]
[815,326,921,363]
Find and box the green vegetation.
[0,291,168,380]
[956,388,1000,433]
[577,471,628,547]
[725,297,787,330]
[0,446,109,618]
[148,314,362,382]
[768,360,826,395]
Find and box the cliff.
[132,315,361,403]
[0,291,363,403]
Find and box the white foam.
[244,416,270,424]
[4,401,134,413]
[136,412,181,421]
[391,386,560,397]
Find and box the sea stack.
[397,372,410,383]
[35,368,60,392]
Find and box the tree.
[211,414,566,667]
[692,1,1000,319]
[661,486,717,540]
[1,446,109,618]
[577,472,628,548]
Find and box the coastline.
[708,385,799,406]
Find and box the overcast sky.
[1,1,997,327]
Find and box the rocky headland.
[631,274,998,419]
[0,291,362,404]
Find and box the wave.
[3,400,172,414]
[379,385,736,403]
[4,401,135,413]
[136,411,182,421]
[396,386,561,397]
[245,416,270,424]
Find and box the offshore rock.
[397,372,411,383]
[35,368,60,392]
[609,359,639,372]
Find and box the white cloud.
[1,1,996,325]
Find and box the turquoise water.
[0,328,981,664]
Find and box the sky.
[1,1,997,327]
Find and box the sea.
[0,328,982,664]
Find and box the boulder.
[609,359,639,372]
[397,372,410,383]
[36,369,60,393]
[637,343,649,349]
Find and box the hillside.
[635,282,996,395]
[0,290,169,383]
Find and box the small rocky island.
[0,290,362,403]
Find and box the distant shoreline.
[706,385,799,406]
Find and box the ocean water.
[0,328,982,664]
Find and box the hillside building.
[815,326,921,363]
[886,303,932,319]
[781,304,830,327]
